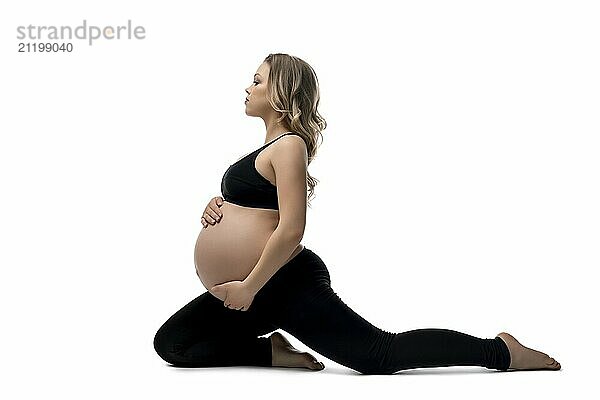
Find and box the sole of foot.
[496,332,561,371]
[270,331,325,371]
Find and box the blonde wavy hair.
[263,53,327,208]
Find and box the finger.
[204,213,217,224]
[210,205,223,218]
[207,208,222,222]
[200,217,208,228]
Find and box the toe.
[309,360,324,370]
[303,353,324,370]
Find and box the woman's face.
[244,62,270,117]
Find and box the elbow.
[293,230,304,242]
[289,229,304,243]
[280,225,304,242]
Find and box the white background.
[1,0,597,398]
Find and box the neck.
[262,115,292,144]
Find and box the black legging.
[153,247,511,374]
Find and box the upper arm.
[270,135,308,239]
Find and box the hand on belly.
[194,202,279,291]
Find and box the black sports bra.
[220,132,300,210]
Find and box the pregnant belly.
[194,201,302,293]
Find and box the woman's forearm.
[243,226,302,294]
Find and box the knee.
[350,356,396,375]
[153,326,178,365]
[355,364,395,375]
[352,335,398,375]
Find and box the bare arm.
[242,135,308,294]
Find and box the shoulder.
[278,134,307,155]
[271,134,308,167]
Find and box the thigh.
[256,249,392,374]
[277,283,391,374]
[154,291,276,350]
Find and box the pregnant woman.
[153,53,561,374]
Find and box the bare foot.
[496,332,561,371]
[270,332,325,371]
